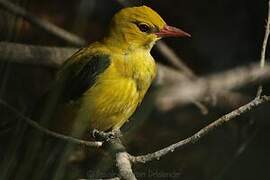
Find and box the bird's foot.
[92,129,122,142]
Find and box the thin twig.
[0,0,86,46]
[260,0,270,69]
[257,0,270,97]
[0,99,103,147]
[129,96,270,163]
[192,100,209,115]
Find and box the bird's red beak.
[155,25,191,38]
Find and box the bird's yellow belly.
[78,78,140,131]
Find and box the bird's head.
[105,5,191,51]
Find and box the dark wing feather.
[61,54,111,102]
[30,52,111,123]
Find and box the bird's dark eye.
[138,23,150,33]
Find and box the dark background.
[0,0,270,179]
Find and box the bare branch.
[116,152,137,180]
[257,0,270,97]
[90,130,137,180]
[158,63,270,111]
[0,0,86,46]
[94,131,137,180]
[260,0,270,68]
[0,99,103,148]
[0,42,76,68]
[129,96,270,164]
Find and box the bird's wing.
[30,48,111,129]
[57,49,111,103]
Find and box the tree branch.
[0,42,76,67]
[0,99,103,148]
[129,96,270,164]
[158,63,270,111]
[99,132,137,180]
[0,0,86,46]
[257,0,270,97]
[260,0,270,69]
[116,152,137,180]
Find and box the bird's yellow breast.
[75,47,156,131]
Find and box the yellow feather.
[78,44,157,131]
[49,6,167,134]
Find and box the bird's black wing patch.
[62,55,111,102]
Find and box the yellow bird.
[14,6,191,180]
[40,5,190,136]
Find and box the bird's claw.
[91,129,122,142]
[91,129,99,139]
